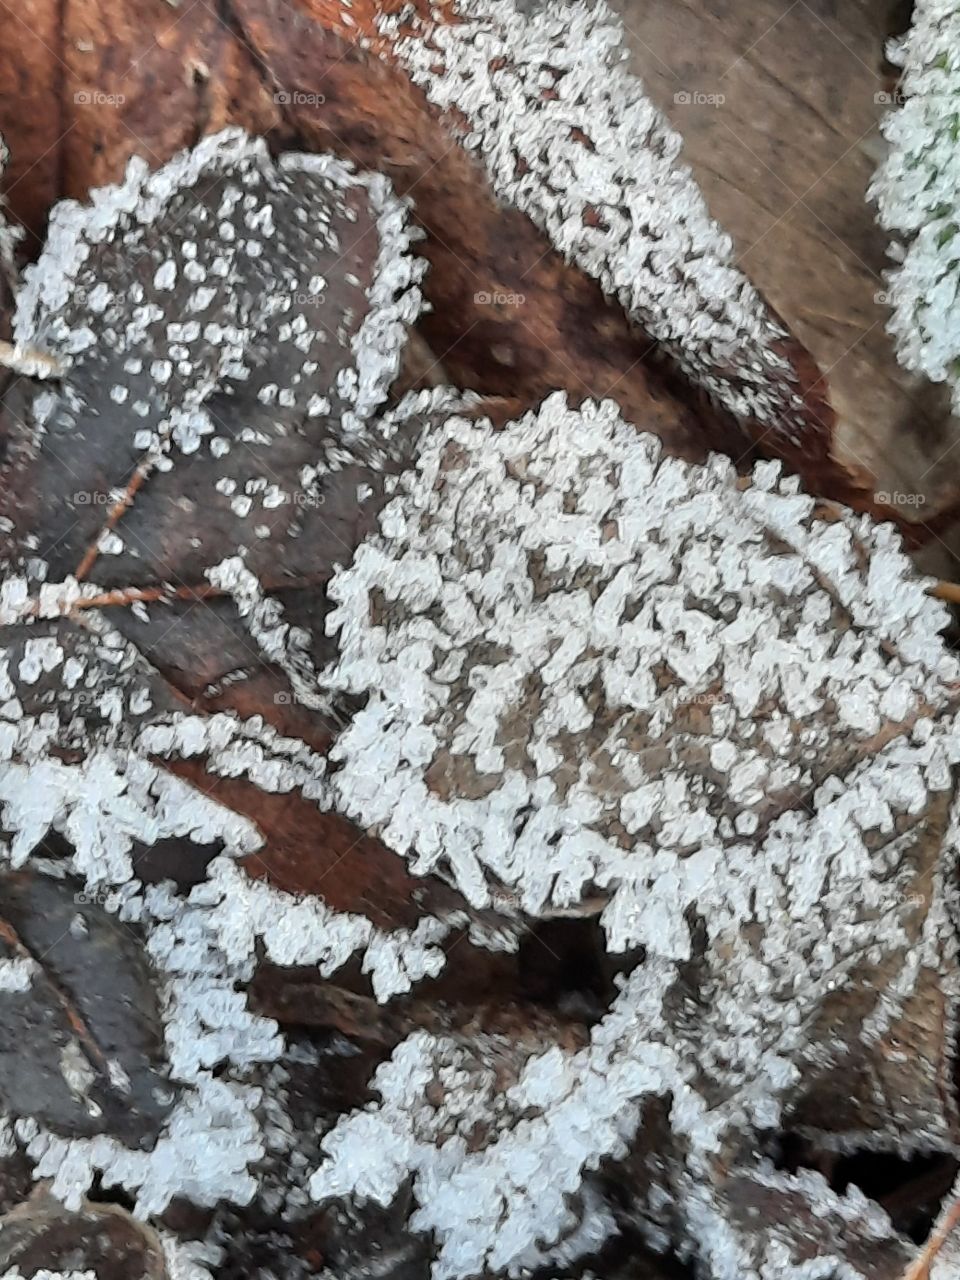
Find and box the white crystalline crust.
[0,122,958,1277]
[195,858,453,1002]
[312,721,960,1279]
[278,152,426,432]
[8,126,425,578]
[385,0,808,435]
[0,1273,96,1280]
[160,1236,220,1280]
[0,617,464,1213]
[0,958,38,993]
[0,133,23,290]
[204,555,329,712]
[322,392,959,951]
[870,0,960,415]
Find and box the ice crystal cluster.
[384,0,811,437]
[0,129,458,1228]
[322,394,959,948]
[871,0,960,415]
[0,119,957,1280]
[311,393,960,1277]
[0,1272,95,1280]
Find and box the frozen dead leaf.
[385,0,817,436]
[320,393,960,941]
[0,1184,191,1280]
[1,127,425,589]
[0,867,173,1145]
[308,393,960,1279]
[870,0,960,420]
[710,1168,913,1280]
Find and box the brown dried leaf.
[0,1184,170,1279]
[0,0,922,534]
[0,866,174,1144]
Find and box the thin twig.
[72,583,225,611]
[901,1193,960,1280]
[929,581,960,605]
[74,461,153,582]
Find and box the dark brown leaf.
[0,866,174,1144]
[0,1184,169,1279]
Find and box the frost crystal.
[385,0,807,434]
[0,1273,95,1280]
[322,392,958,946]
[870,0,960,414]
[313,717,960,1278]
[0,130,452,1220]
[0,958,38,994]
[0,111,957,1279]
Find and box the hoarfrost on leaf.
[385,0,810,436]
[0,86,956,1280]
[870,0,960,415]
[322,392,959,947]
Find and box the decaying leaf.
[305,393,960,1279]
[0,1185,176,1280]
[0,867,173,1144]
[2,0,946,533]
[0,127,424,591]
[0,13,957,1280]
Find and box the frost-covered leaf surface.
[320,393,959,942]
[0,1186,203,1280]
[871,0,960,416]
[384,0,824,443]
[0,115,959,1280]
[307,394,960,1279]
[1,127,425,582]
